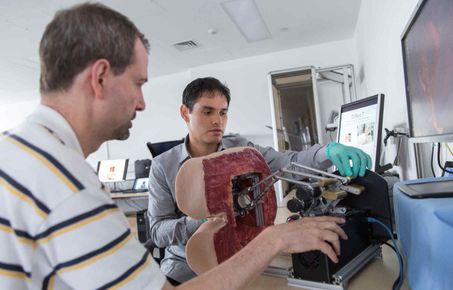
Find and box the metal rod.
[276,176,314,187]
[246,178,279,209]
[290,162,349,184]
[244,169,283,193]
[252,175,264,227]
[282,168,330,181]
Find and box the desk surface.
[111,192,149,199]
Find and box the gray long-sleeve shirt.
[147,134,331,282]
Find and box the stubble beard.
[112,126,130,141]
[113,112,136,141]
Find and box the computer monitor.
[337,94,384,171]
[97,159,129,183]
[132,177,149,192]
[401,0,453,143]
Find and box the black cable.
[383,242,403,290]
[384,241,396,253]
[437,143,453,174]
[388,244,403,290]
[431,143,436,177]
[368,217,403,290]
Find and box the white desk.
[111,192,149,199]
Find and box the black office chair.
[138,139,184,265]
[134,159,151,178]
[136,210,166,264]
[146,139,184,158]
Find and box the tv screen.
[97,159,129,183]
[337,94,384,171]
[402,0,453,141]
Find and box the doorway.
[268,65,356,203]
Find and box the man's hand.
[268,216,347,263]
[326,142,372,177]
[171,216,347,290]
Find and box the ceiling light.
[221,0,271,42]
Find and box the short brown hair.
[39,2,150,94]
[182,77,231,112]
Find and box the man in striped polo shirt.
[0,2,347,290]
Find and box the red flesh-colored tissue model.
[176,147,277,274]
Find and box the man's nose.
[136,94,146,111]
[212,113,223,125]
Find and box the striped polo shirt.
[0,105,166,289]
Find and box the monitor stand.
[110,182,122,193]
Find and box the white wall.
[6,1,449,181]
[3,38,356,176]
[354,0,421,180]
[0,99,39,133]
[87,71,191,172]
[190,39,357,146]
[93,39,358,174]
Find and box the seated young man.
[147,77,370,284]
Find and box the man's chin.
[206,135,223,144]
[112,130,130,141]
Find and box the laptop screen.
[97,159,129,183]
[133,177,149,191]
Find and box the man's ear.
[90,59,111,99]
[180,104,190,123]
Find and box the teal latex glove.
[326,142,372,177]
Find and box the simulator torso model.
[176,147,393,289]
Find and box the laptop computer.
[130,177,149,193]
[118,177,149,193]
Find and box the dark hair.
[182,77,230,111]
[39,3,150,94]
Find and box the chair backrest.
[146,139,184,158]
[134,159,151,178]
[136,210,165,265]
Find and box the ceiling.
[0,0,361,104]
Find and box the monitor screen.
[97,159,129,183]
[133,177,149,191]
[337,94,384,171]
[402,0,453,142]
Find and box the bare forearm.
[174,227,281,290]
[166,216,347,290]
